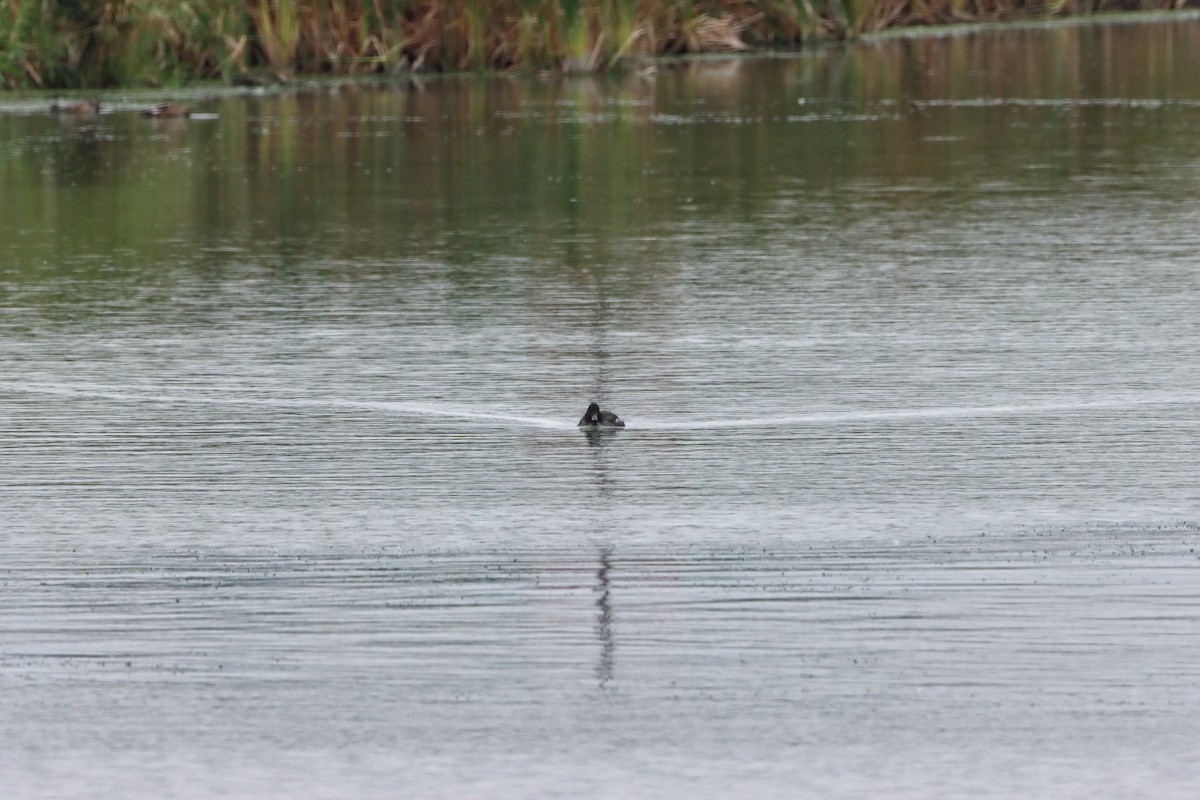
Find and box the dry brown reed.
[1,0,1197,89]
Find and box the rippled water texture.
[3,17,1200,799]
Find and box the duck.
[139,103,191,119]
[50,97,101,115]
[579,402,625,428]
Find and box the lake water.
[3,16,1200,799]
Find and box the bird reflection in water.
[595,546,615,690]
[580,426,623,447]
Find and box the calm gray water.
[3,17,1200,799]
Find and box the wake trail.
[6,382,1195,431]
[635,395,1199,429]
[5,382,572,430]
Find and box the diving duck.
[50,98,101,115]
[139,103,191,119]
[579,402,625,428]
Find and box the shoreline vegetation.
[2,1,1198,89]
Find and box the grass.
[1,0,1197,88]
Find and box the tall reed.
[2,0,1197,89]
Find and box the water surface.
[3,17,1200,798]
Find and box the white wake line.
[7,382,574,429]
[7,382,1196,431]
[637,395,1200,429]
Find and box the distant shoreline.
[4,2,1199,91]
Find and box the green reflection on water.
[2,19,1199,315]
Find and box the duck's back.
[599,411,625,428]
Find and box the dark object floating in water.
[140,103,191,119]
[50,97,100,115]
[579,402,625,428]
